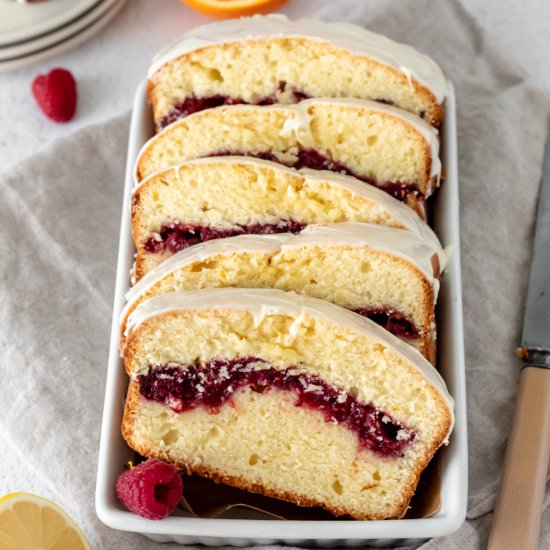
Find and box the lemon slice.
[0,492,92,550]
[180,0,288,19]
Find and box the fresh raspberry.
[116,459,183,520]
[31,68,77,123]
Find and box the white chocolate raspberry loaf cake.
[121,288,454,520]
[122,223,444,362]
[132,157,441,278]
[148,15,447,130]
[135,99,441,219]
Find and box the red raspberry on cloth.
[31,68,77,123]
[116,458,183,520]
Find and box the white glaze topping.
[125,287,454,432]
[123,222,444,322]
[148,14,448,103]
[135,98,441,184]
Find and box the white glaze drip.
[123,222,444,323]
[125,287,454,435]
[148,14,448,103]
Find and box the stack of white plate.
[0,0,127,71]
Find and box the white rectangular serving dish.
[96,81,468,547]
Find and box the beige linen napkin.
[1,0,550,548]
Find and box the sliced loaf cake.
[148,15,447,130]
[122,288,454,520]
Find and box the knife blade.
[521,115,550,358]
[488,116,550,550]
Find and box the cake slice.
[121,223,444,362]
[134,99,441,219]
[148,15,447,130]
[121,288,454,520]
[131,157,441,278]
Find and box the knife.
[488,116,550,550]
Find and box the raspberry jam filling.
[143,220,307,255]
[353,308,419,339]
[158,84,311,129]
[138,358,415,457]
[159,91,396,130]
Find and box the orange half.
[181,0,288,19]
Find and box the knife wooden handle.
[488,366,550,550]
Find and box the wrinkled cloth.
[1,0,550,548]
